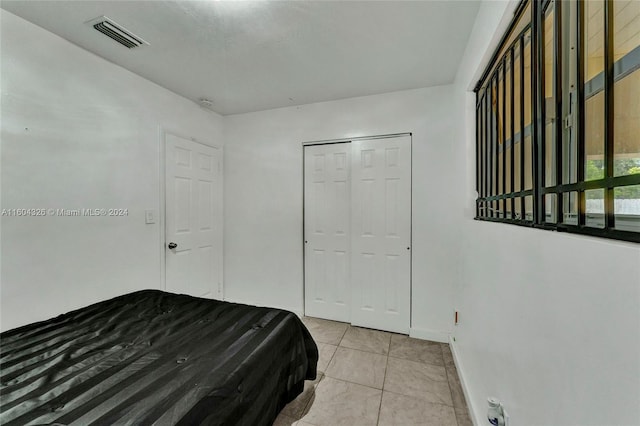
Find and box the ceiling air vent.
[87,16,149,49]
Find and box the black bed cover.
[0,290,318,425]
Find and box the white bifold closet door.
[304,143,351,322]
[304,135,411,334]
[350,136,411,333]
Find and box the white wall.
[0,11,223,331]
[451,2,640,425]
[4,5,639,424]
[224,85,461,341]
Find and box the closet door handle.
[168,242,177,249]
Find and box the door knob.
[168,242,177,249]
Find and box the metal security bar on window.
[474,0,640,243]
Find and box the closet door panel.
[351,136,411,334]
[304,143,351,322]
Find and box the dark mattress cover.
[0,290,318,425]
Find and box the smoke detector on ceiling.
[198,98,215,109]
[86,16,149,49]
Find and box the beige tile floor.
[273,317,473,426]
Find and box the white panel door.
[165,133,222,299]
[351,135,411,333]
[304,143,351,322]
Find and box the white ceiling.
[1,0,480,115]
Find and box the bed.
[0,290,318,425]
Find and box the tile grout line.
[297,323,348,424]
[381,388,456,408]
[387,353,446,369]
[321,323,349,371]
[376,338,392,426]
[442,344,462,426]
[297,384,317,426]
[322,344,339,374]
[297,375,383,426]
[340,340,391,355]
[334,343,389,357]
[322,372,384,392]
[338,324,349,344]
[324,333,390,391]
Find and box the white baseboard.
[409,327,450,343]
[449,336,482,426]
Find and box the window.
[475,0,640,242]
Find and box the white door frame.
[160,129,224,299]
[301,132,412,329]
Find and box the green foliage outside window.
[585,159,640,199]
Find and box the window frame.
[474,0,640,243]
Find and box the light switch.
[145,209,155,224]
